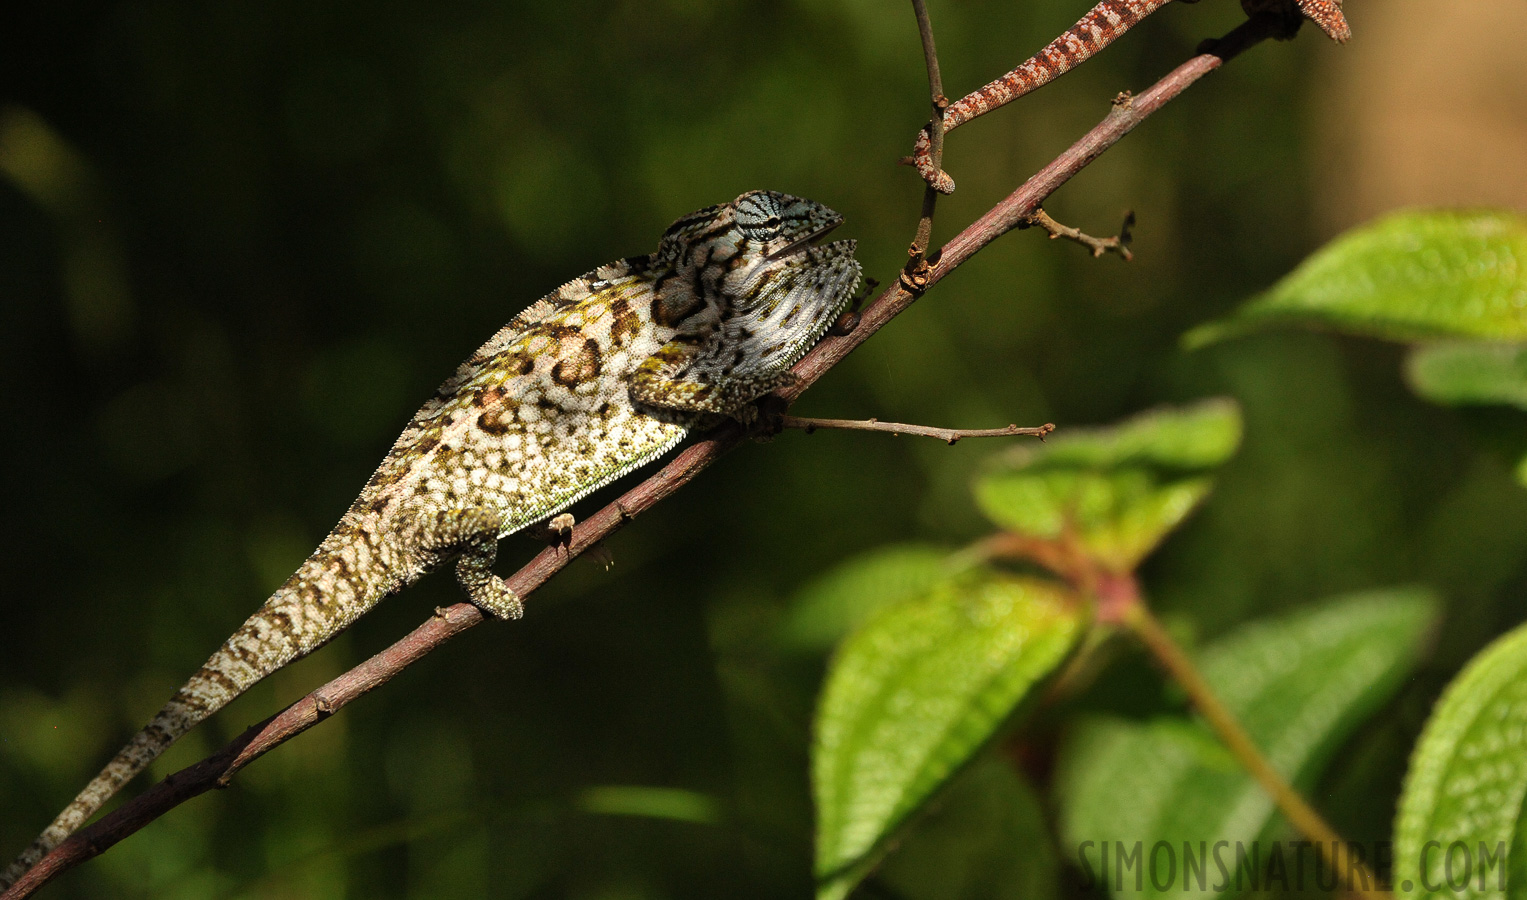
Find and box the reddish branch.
[912,0,1175,193]
[3,14,1286,899]
[906,0,948,281]
[1284,0,1352,42]
[911,0,1351,193]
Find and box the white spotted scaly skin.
[2,190,861,888]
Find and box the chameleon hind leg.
[395,502,522,620]
[454,535,524,620]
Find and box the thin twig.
[909,0,1348,192]
[2,20,1284,898]
[911,0,1174,193]
[1022,208,1134,260]
[1125,602,1391,900]
[781,416,1054,445]
[905,0,947,288]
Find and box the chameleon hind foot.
[455,537,524,620]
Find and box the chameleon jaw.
[766,218,843,261]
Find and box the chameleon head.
[654,190,859,327]
[730,189,842,254]
[656,190,849,279]
[647,190,861,386]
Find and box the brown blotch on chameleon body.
[477,407,514,436]
[551,341,601,387]
[473,387,505,408]
[609,298,642,348]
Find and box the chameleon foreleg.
[630,341,796,418]
[631,253,856,419]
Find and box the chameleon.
[1,189,862,888]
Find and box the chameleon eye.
[740,215,783,241]
[735,191,789,241]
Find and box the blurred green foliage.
[974,399,1241,571]
[3,1,1526,898]
[1186,210,1527,347]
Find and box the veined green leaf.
[974,399,1241,571]
[1394,620,1527,900]
[1185,210,1527,347]
[813,574,1083,899]
[1406,342,1527,410]
[1057,589,1438,899]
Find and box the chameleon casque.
[2,189,862,887]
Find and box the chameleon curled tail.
[0,530,405,889]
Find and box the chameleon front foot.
[455,537,524,620]
[525,512,576,548]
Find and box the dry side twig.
[781,416,1055,445]
[1022,208,1134,260]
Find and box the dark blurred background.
[3,1,1526,897]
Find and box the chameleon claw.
[1240,0,1349,42]
[745,393,790,442]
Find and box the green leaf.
[1056,588,1438,899]
[1406,342,1527,410]
[1185,210,1527,347]
[877,758,1059,900]
[575,786,723,825]
[1394,620,1527,900]
[780,543,955,651]
[813,574,1084,899]
[974,399,1242,571]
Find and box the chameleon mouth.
[766,219,843,261]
